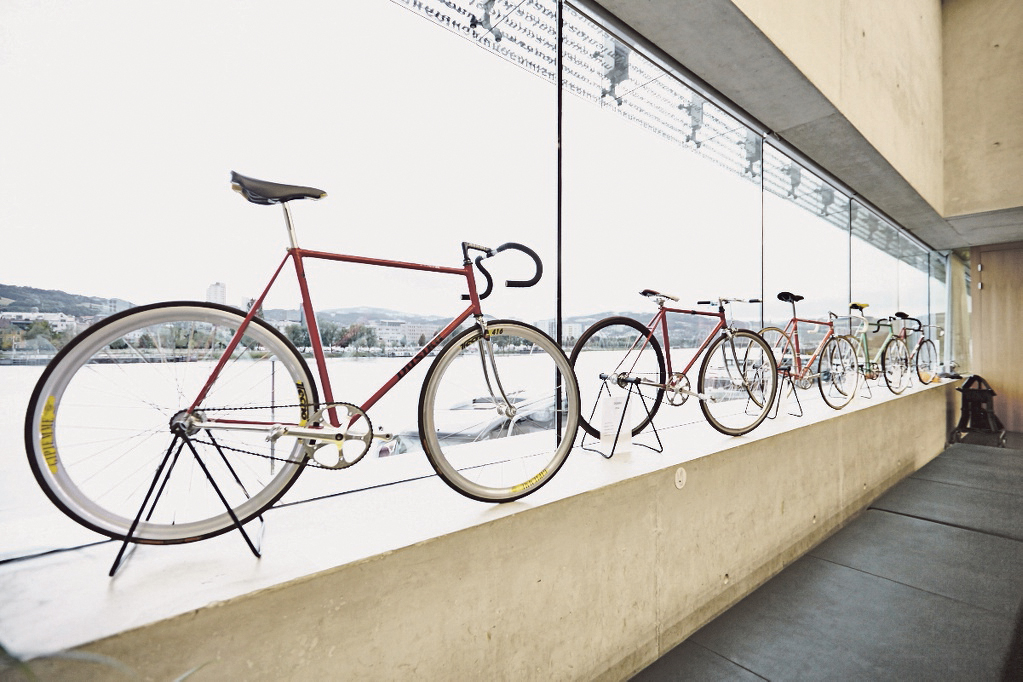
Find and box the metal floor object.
[635,437,1023,681]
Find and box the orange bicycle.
[758,292,860,411]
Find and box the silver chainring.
[307,403,374,469]
[666,372,690,406]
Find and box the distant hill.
[263,307,452,327]
[0,285,758,339]
[0,284,133,317]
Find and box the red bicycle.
[569,290,778,437]
[25,172,581,549]
[758,292,860,411]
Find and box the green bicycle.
[845,303,911,395]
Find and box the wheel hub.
[169,409,205,437]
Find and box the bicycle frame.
[850,314,894,369]
[624,302,752,401]
[190,204,485,431]
[775,316,837,381]
[894,318,934,364]
[652,306,727,378]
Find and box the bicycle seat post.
[282,203,301,251]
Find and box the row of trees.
[1,318,73,351]
[284,321,387,350]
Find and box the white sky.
[0,1,558,320]
[0,0,932,324]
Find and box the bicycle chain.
[191,401,364,470]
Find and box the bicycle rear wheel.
[24,302,317,544]
[699,330,777,435]
[419,320,580,503]
[759,325,796,380]
[915,338,940,384]
[819,335,859,409]
[569,316,665,439]
[882,337,911,394]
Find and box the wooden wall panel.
[974,242,1023,432]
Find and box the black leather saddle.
[230,171,327,205]
[640,289,679,302]
[777,291,803,304]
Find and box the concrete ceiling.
[589,0,1023,251]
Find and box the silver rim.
[701,331,778,435]
[883,338,910,394]
[26,303,314,543]
[820,336,859,409]
[420,322,579,502]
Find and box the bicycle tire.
[699,330,777,435]
[24,302,318,544]
[915,338,939,384]
[882,337,911,394]
[568,316,665,439]
[419,320,580,503]
[819,335,859,409]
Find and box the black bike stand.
[109,429,263,577]
[580,378,663,459]
[859,369,874,399]
[767,372,803,419]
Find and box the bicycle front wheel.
[699,330,778,435]
[24,302,318,544]
[569,316,665,439]
[819,335,859,409]
[915,338,940,384]
[882,337,911,394]
[420,320,580,503]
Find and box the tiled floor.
[635,439,1023,681]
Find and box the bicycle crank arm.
[600,372,668,391]
[270,424,395,444]
[674,387,719,402]
[599,372,722,403]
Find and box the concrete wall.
[25,383,956,681]
[729,0,945,215]
[943,0,1023,218]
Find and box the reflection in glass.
[596,36,632,105]
[468,0,503,43]
[741,131,763,178]
[680,93,705,147]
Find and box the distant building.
[402,322,442,345]
[535,319,583,342]
[206,282,227,305]
[371,320,405,345]
[0,311,77,334]
[106,298,133,314]
[369,320,441,346]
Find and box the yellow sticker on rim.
[296,381,308,426]
[40,396,58,473]
[510,468,548,493]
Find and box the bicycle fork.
[714,329,760,398]
[474,317,518,421]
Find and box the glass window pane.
[563,8,762,431]
[763,146,850,336]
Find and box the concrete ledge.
[5,381,957,680]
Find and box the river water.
[2,345,713,560]
[1,356,442,560]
